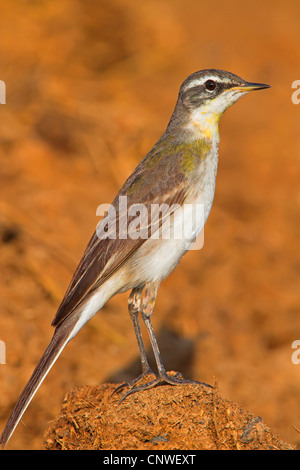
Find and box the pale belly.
[122,146,218,286]
[126,191,216,285]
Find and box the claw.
[113,371,213,404]
[111,369,156,398]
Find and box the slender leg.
[112,286,154,397]
[117,281,212,402]
[141,282,212,386]
[140,281,165,376]
[128,286,152,375]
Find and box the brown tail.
[0,313,80,449]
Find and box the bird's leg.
[128,286,153,376]
[112,286,154,396]
[140,281,166,377]
[117,281,212,402]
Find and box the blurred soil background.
[0,0,300,450]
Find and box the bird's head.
[168,69,270,140]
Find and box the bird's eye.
[205,79,216,91]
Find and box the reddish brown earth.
[1,0,300,450]
[44,380,292,450]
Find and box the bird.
[0,69,270,448]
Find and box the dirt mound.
[44,376,293,450]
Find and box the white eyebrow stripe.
[183,78,206,90]
[183,76,232,91]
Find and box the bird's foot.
[114,370,213,404]
[111,367,156,398]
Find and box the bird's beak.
[232,81,271,92]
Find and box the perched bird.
[0,69,269,448]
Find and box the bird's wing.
[52,141,189,327]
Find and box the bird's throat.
[187,107,221,142]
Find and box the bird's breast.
[186,139,219,224]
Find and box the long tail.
[0,312,80,449]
